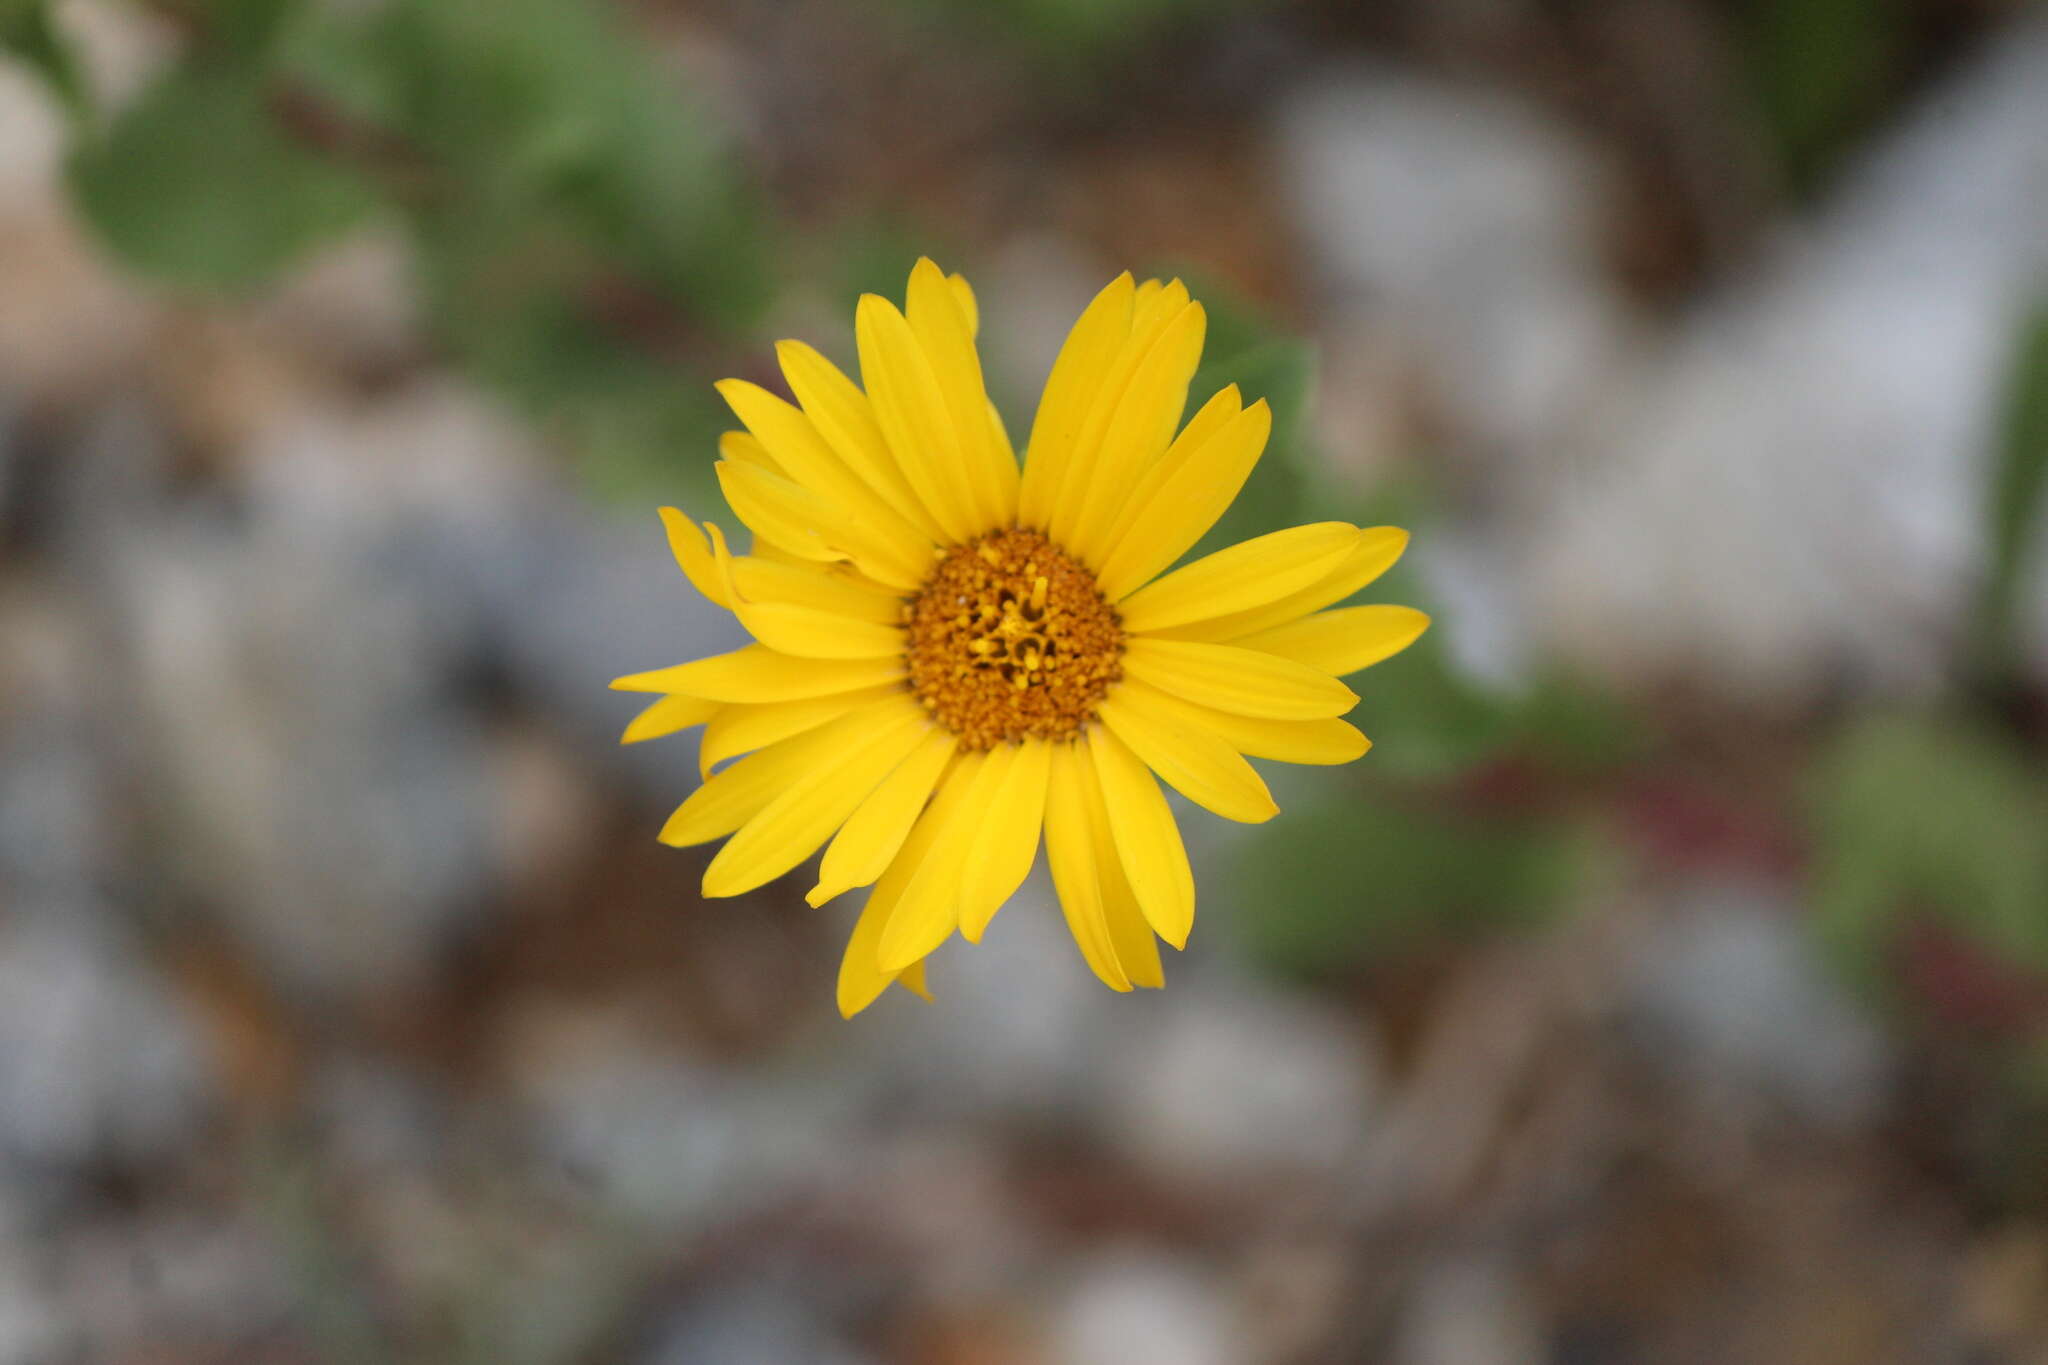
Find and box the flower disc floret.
[905,529,1124,750]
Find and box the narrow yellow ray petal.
[698,684,904,779]
[658,507,730,607]
[716,378,936,574]
[776,340,946,542]
[958,740,1053,942]
[810,730,957,906]
[1153,698,1371,766]
[1043,742,1133,991]
[709,523,902,660]
[906,258,1013,531]
[895,958,932,1001]
[856,294,981,543]
[875,752,988,971]
[1090,384,1242,577]
[1086,726,1195,948]
[718,429,783,477]
[715,461,927,589]
[660,697,908,847]
[1044,284,1191,549]
[644,642,902,703]
[701,706,930,898]
[727,556,903,622]
[1093,399,1272,601]
[838,804,949,1019]
[1122,636,1358,720]
[1097,681,1278,824]
[1018,273,1135,529]
[1073,739,1165,987]
[1114,523,1362,633]
[621,693,718,745]
[948,272,978,337]
[1160,526,1412,643]
[1234,605,1432,676]
[1063,300,1207,565]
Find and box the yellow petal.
[699,684,903,779]
[1234,605,1432,676]
[1164,526,1411,642]
[875,753,988,971]
[718,429,783,477]
[1122,636,1358,720]
[621,693,718,745]
[776,339,945,542]
[1096,680,1278,824]
[906,258,1015,530]
[715,378,936,574]
[1151,698,1371,766]
[810,729,957,906]
[1018,273,1135,529]
[958,741,1052,942]
[856,294,982,543]
[1061,300,1207,564]
[701,705,931,897]
[1093,399,1272,601]
[715,460,927,590]
[948,272,978,337]
[1044,284,1192,549]
[658,507,730,608]
[836,810,947,1019]
[713,532,905,660]
[1114,522,1362,633]
[1086,726,1195,948]
[1074,739,1165,988]
[644,643,902,703]
[727,556,904,623]
[1043,742,1133,991]
[659,697,910,847]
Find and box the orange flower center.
[905,529,1124,750]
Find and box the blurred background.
[2,0,2047,1360]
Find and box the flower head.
[613,261,1428,1015]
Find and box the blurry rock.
[1046,1251,1248,1365]
[639,1283,874,1365]
[1092,971,1379,1190]
[0,1247,59,1365]
[0,915,208,1171]
[866,878,1122,1120]
[1393,1257,1545,1365]
[1276,64,1631,462]
[50,1209,296,1362]
[1624,880,1891,1129]
[1525,16,2048,703]
[0,587,112,907]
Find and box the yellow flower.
[612,261,1428,1016]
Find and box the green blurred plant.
[1745,0,1909,192]
[1808,305,2048,1031]
[8,0,769,503]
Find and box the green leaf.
[1974,305,2048,684]
[68,64,375,292]
[1227,793,1585,977]
[0,0,89,120]
[1748,0,1904,188]
[1809,713,2048,989]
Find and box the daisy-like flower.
[613,261,1428,1016]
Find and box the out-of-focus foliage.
[36,0,769,503]
[1974,305,2048,683]
[0,0,87,115]
[898,0,1258,56]
[1746,0,1909,189]
[1811,306,2048,1021]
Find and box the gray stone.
[1046,1251,1248,1365]
[0,915,208,1171]
[639,1285,873,1365]
[1624,880,1892,1129]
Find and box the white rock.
[1097,972,1381,1188]
[1047,1251,1248,1365]
[1393,1257,1545,1365]
[1625,880,1891,1129]
[0,916,208,1169]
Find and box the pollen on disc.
[905,529,1125,750]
